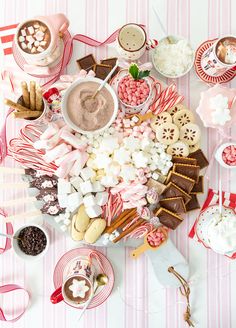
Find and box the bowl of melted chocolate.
[13,224,49,260]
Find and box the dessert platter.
[0,13,236,326]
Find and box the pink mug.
[14,13,69,67]
[50,255,96,307]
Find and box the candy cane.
[125,222,154,240]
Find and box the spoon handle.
[0,232,13,239]
[77,285,99,322]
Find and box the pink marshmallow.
[69,152,89,176]
[40,122,59,140]
[60,130,87,150]
[43,143,72,163]
[55,160,74,179]
[54,149,81,166]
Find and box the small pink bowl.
[215,142,236,169]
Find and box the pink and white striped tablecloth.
[0,0,236,327]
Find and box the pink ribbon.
[0,284,30,322]
[0,209,13,254]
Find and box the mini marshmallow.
[43,143,71,163]
[95,191,108,206]
[37,46,44,52]
[99,136,119,154]
[27,43,32,50]
[63,218,71,226]
[70,153,89,176]
[64,211,71,219]
[152,172,159,180]
[54,215,64,223]
[85,205,102,218]
[83,193,96,207]
[113,148,131,165]
[60,225,67,232]
[31,47,36,53]
[70,176,83,190]
[21,42,27,49]
[35,30,44,40]
[21,29,26,36]
[54,150,80,166]
[58,178,72,194]
[92,181,105,192]
[67,192,83,212]
[80,167,96,181]
[80,180,94,195]
[19,36,25,42]
[60,129,87,150]
[28,26,34,34]
[34,40,40,47]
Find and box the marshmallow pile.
[18,21,50,54]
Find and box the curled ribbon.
[0,209,13,254]
[0,284,30,322]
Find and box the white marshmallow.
[85,205,102,218]
[31,47,36,53]
[54,215,64,223]
[37,46,44,52]
[113,148,131,165]
[152,172,159,180]
[80,180,93,195]
[67,192,83,212]
[92,181,105,192]
[57,194,68,208]
[100,175,118,187]
[21,42,27,49]
[60,225,67,232]
[95,192,108,206]
[21,29,26,36]
[58,179,71,194]
[83,193,96,207]
[28,26,34,34]
[70,176,83,190]
[19,36,25,42]
[80,167,96,181]
[34,40,40,47]
[99,136,119,154]
[63,218,71,226]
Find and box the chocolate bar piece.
[147,178,166,195]
[166,171,195,194]
[186,194,200,211]
[172,156,197,165]
[93,64,112,80]
[76,54,96,71]
[156,207,183,230]
[101,57,119,78]
[173,164,200,183]
[188,149,209,169]
[191,176,204,193]
[162,182,192,204]
[159,197,186,214]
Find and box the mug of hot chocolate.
[200,36,236,77]
[116,23,158,60]
[62,77,118,134]
[50,255,96,307]
[14,13,69,67]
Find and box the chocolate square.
[159,197,186,214]
[76,54,96,71]
[147,178,166,195]
[93,64,112,80]
[172,156,197,165]
[156,207,183,230]
[186,194,200,211]
[191,176,204,193]
[101,57,119,78]
[173,164,200,183]
[166,171,195,194]
[188,149,209,169]
[162,182,192,204]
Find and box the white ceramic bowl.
[117,75,152,110]
[61,77,119,134]
[215,142,236,169]
[152,35,194,78]
[13,224,50,261]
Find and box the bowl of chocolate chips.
[13,224,49,260]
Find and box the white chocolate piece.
[80,181,93,195]
[85,205,103,218]
[84,218,106,243]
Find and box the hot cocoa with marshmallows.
[17,20,51,54]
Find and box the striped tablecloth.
[0,0,236,327]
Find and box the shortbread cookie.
[167,141,189,157]
[173,109,195,128]
[189,141,200,153]
[179,123,201,146]
[167,103,188,117]
[156,122,179,145]
[150,112,172,131]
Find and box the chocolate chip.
[18,226,47,256]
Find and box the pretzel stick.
[36,86,43,111]
[113,218,145,243]
[6,210,41,222]
[4,99,30,112]
[104,208,136,234]
[21,81,30,108]
[30,81,36,110]
[14,110,42,119]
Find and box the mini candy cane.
[103,192,123,226]
[146,39,158,50]
[150,83,184,114]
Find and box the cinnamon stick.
[104,208,136,234]
[113,218,145,243]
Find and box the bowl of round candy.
[152,35,194,78]
[117,63,151,109]
[215,142,236,169]
[13,224,49,261]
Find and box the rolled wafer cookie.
[30,81,36,110]
[4,98,30,112]
[36,86,43,111]
[14,110,42,119]
[21,81,30,108]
